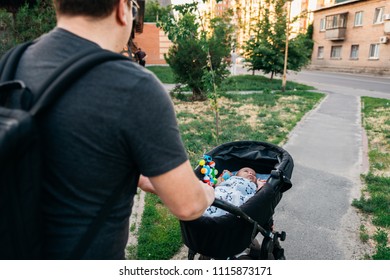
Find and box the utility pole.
[281,0,292,92]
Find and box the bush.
[0,0,55,56]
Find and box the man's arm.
[138,160,215,221]
[138,175,156,194]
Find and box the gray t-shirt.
[15,28,188,259]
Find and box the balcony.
[325,28,346,40]
[325,12,348,41]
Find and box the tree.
[0,0,38,14]
[207,16,233,88]
[243,0,287,79]
[0,0,55,56]
[157,2,232,101]
[287,27,314,73]
[144,0,171,22]
[243,0,313,79]
[13,0,55,42]
[0,9,14,55]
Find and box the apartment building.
[311,0,390,75]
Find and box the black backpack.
[0,42,128,259]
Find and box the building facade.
[310,0,390,75]
[133,23,173,65]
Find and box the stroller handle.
[212,198,244,217]
[212,199,260,227]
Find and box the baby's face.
[236,167,257,183]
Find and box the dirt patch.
[171,245,190,260]
[126,190,145,259]
[234,103,259,129]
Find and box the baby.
[204,167,267,217]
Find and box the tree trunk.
[191,87,206,101]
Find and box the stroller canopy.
[180,141,294,259]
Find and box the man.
[135,47,147,66]
[14,0,214,259]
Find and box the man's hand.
[256,178,266,191]
[148,160,215,221]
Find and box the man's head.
[53,0,136,52]
[53,0,121,17]
[236,167,257,184]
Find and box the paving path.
[273,91,368,259]
[275,74,390,259]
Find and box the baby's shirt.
[204,176,257,217]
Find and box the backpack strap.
[0,41,34,82]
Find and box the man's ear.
[116,0,129,26]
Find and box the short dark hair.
[53,0,120,18]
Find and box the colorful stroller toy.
[180,141,294,260]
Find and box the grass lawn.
[220,74,314,92]
[146,65,175,84]
[146,65,315,92]
[352,97,390,260]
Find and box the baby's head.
[236,167,257,184]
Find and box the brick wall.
[133,23,172,65]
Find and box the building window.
[369,44,380,59]
[350,45,359,59]
[330,46,342,59]
[373,7,384,24]
[317,46,324,58]
[354,11,363,26]
[326,13,347,29]
[320,18,326,31]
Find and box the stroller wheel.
[272,239,286,260]
[198,254,212,260]
[260,233,287,260]
[273,247,286,260]
[260,237,275,260]
[278,231,286,241]
[236,254,254,260]
[188,249,197,260]
[248,239,262,260]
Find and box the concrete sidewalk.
[273,91,367,259]
[273,79,389,259]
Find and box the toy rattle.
[199,154,218,187]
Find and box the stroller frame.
[180,141,294,260]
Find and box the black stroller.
[180,141,294,260]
